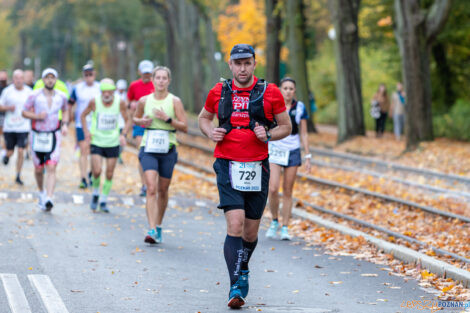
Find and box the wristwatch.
[265,130,272,143]
[165,117,173,124]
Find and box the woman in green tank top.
[133,66,188,244]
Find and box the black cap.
[230,44,255,60]
[82,64,94,72]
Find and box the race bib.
[269,145,290,166]
[97,113,118,131]
[230,161,262,192]
[32,132,54,153]
[145,130,170,153]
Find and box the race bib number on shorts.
[97,113,118,131]
[145,130,170,153]
[269,145,290,166]
[32,132,54,153]
[230,161,262,192]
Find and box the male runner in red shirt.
[199,44,291,308]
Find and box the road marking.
[72,195,83,204]
[168,199,177,208]
[195,201,206,207]
[122,197,134,206]
[28,275,69,313]
[0,273,32,313]
[21,193,32,200]
[0,192,8,199]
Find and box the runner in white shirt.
[115,79,127,164]
[68,64,100,189]
[0,69,32,185]
[266,77,311,240]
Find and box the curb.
[292,208,470,288]
[175,161,470,288]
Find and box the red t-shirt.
[204,77,286,162]
[127,79,155,102]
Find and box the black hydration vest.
[218,79,277,134]
[289,100,299,135]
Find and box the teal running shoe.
[280,226,292,240]
[238,270,249,298]
[227,284,245,308]
[265,220,279,238]
[155,226,162,243]
[145,229,157,244]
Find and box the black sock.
[241,238,258,271]
[273,218,279,223]
[224,235,244,285]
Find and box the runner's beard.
[235,73,252,85]
[103,95,113,103]
[45,84,54,91]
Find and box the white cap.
[116,79,127,90]
[138,60,154,74]
[42,68,58,78]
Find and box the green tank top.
[91,95,120,147]
[141,93,177,149]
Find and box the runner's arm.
[269,111,291,141]
[132,97,151,127]
[198,108,215,138]
[80,99,95,136]
[120,99,131,137]
[168,97,188,133]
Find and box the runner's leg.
[79,140,89,185]
[224,209,245,285]
[144,170,159,229]
[135,135,146,195]
[90,154,102,211]
[45,163,57,198]
[156,176,171,226]
[100,157,117,207]
[16,148,24,177]
[34,166,44,192]
[281,166,298,227]
[268,163,282,220]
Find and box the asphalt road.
[0,139,440,313]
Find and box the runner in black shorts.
[198,44,291,308]
[81,78,130,213]
[134,66,188,244]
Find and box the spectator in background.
[372,83,390,137]
[0,70,9,154]
[390,82,406,141]
[24,70,35,88]
[115,79,128,164]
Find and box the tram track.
[175,135,470,223]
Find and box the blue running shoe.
[139,185,147,197]
[145,229,157,244]
[238,270,249,298]
[90,195,99,211]
[99,202,109,213]
[155,226,162,243]
[280,225,292,240]
[265,220,279,238]
[227,284,245,308]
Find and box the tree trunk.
[329,0,364,143]
[286,0,315,132]
[265,0,281,85]
[394,0,452,149]
[432,42,455,111]
[127,41,137,82]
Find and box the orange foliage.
[217,0,266,65]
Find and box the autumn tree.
[329,0,365,142]
[265,0,281,85]
[286,0,315,131]
[394,0,452,149]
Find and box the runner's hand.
[36,112,47,120]
[61,124,68,137]
[140,115,152,128]
[211,128,226,142]
[254,122,268,142]
[7,106,15,112]
[305,158,311,173]
[119,135,126,147]
[153,108,168,121]
[84,130,91,142]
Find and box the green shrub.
[433,99,470,141]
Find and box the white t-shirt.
[115,91,126,129]
[269,100,308,151]
[0,84,32,133]
[71,81,101,128]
